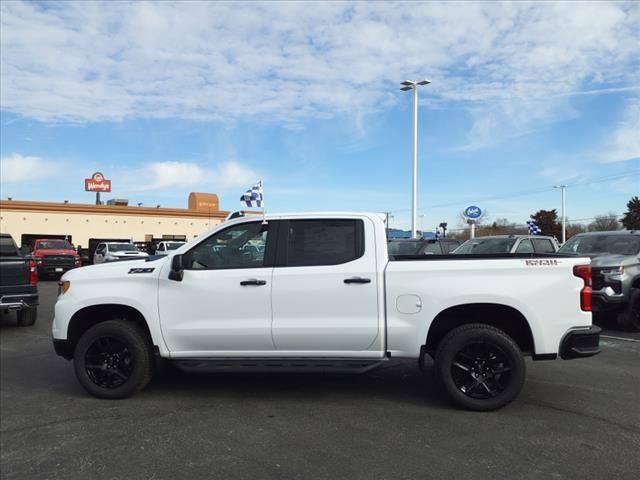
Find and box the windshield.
[36,240,73,250]
[558,235,640,256]
[109,244,139,252]
[388,241,422,255]
[166,242,184,250]
[453,238,517,254]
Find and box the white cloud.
[0,153,56,183]
[602,98,640,163]
[134,160,258,191]
[0,1,638,147]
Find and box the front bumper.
[53,339,73,359]
[560,326,601,359]
[38,265,77,275]
[591,288,628,314]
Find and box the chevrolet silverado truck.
[93,242,149,264]
[154,241,186,256]
[32,239,81,278]
[1,233,39,326]
[52,213,600,410]
[558,230,640,331]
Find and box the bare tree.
[588,213,621,232]
[566,222,587,239]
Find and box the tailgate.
[0,258,29,289]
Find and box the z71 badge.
[128,267,155,274]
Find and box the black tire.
[434,324,526,411]
[617,288,640,332]
[73,320,153,399]
[17,308,37,327]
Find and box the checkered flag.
[526,219,542,235]
[240,181,263,208]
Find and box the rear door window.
[515,239,534,253]
[282,219,364,267]
[532,238,556,253]
[422,242,442,254]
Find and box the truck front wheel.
[73,320,153,399]
[434,324,526,411]
[617,288,640,332]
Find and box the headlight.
[58,281,70,295]
[602,266,624,277]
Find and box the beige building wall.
[0,197,227,247]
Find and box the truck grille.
[42,255,75,267]
[592,269,605,290]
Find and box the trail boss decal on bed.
[524,259,559,266]
[128,268,155,274]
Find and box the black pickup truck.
[0,233,39,326]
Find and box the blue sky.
[1,1,639,233]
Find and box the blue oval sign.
[464,205,483,219]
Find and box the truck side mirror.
[169,254,184,282]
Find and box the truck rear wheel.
[17,308,37,327]
[434,324,526,411]
[617,288,640,332]
[73,320,153,399]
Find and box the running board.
[172,357,388,374]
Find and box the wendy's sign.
[85,172,111,192]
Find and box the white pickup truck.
[53,213,600,410]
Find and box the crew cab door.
[270,218,380,352]
[158,221,275,354]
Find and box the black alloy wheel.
[435,323,526,411]
[84,336,134,389]
[450,341,512,400]
[73,320,153,399]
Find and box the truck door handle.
[240,279,267,286]
[344,277,371,284]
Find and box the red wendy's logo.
[85,172,111,192]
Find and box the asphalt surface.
[1,281,639,480]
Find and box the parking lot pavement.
[1,281,639,480]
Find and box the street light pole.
[554,185,567,243]
[401,79,431,239]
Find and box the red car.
[32,239,81,277]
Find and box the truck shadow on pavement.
[140,360,450,409]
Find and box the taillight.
[573,264,592,312]
[28,259,38,285]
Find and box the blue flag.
[240,181,263,208]
[526,219,542,235]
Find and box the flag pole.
[261,179,267,224]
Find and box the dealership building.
[0,192,228,251]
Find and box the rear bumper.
[560,326,601,359]
[0,292,38,311]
